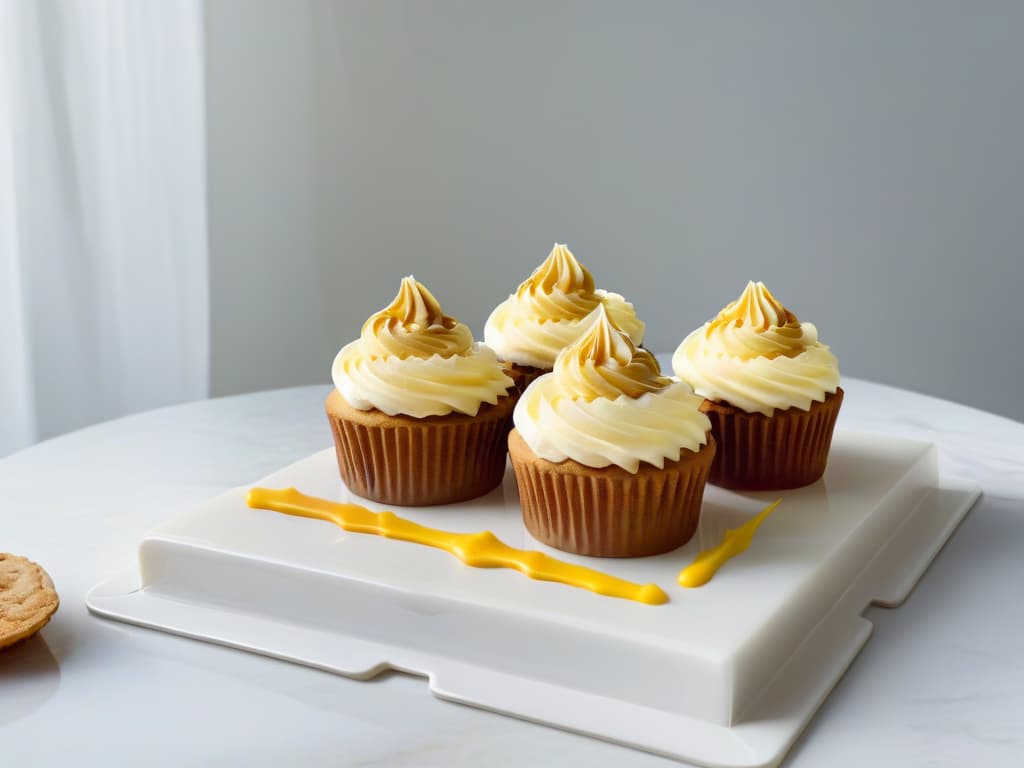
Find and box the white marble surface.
[3,375,1023,766]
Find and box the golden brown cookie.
[0,553,59,651]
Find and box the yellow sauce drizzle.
[678,499,783,588]
[247,487,669,605]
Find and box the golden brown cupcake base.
[326,390,515,506]
[508,429,716,558]
[700,388,844,491]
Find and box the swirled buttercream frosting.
[484,243,645,369]
[672,281,840,417]
[515,305,710,473]
[333,276,513,418]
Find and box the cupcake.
[509,305,715,557]
[672,281,842,491]
[484,243,645,394]
[328,276,515,506]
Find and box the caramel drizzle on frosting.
[377,275,449,328]
[361,276,472,359]
[704,281,807,359]
[516,244,598,309]
[555,305,670,401]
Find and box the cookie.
[0,554,59,651]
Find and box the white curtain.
[0,0,208,457]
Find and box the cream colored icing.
[672,281,840,417]
[484,243,645,369]
[333,276,513,418]
[515,306,710,473]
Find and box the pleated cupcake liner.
[700,388,844,491]
[326,390,515,506]
[508,430,716,558]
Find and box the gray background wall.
[206,1,1024,421]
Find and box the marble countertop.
[3,375,1023,766]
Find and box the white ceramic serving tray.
[88,431,979,768]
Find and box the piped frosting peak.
[361,276,472,360]
[333,276,512,418]
[514,307,709,473]
[673,280,840,416]
[516,243,597,301]
[701,281,809,361]
[716,281,797,333]
[375,275,449,328]
[484,243,646,369]
[555,306,669,401]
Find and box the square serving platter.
[87,430,979,768]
